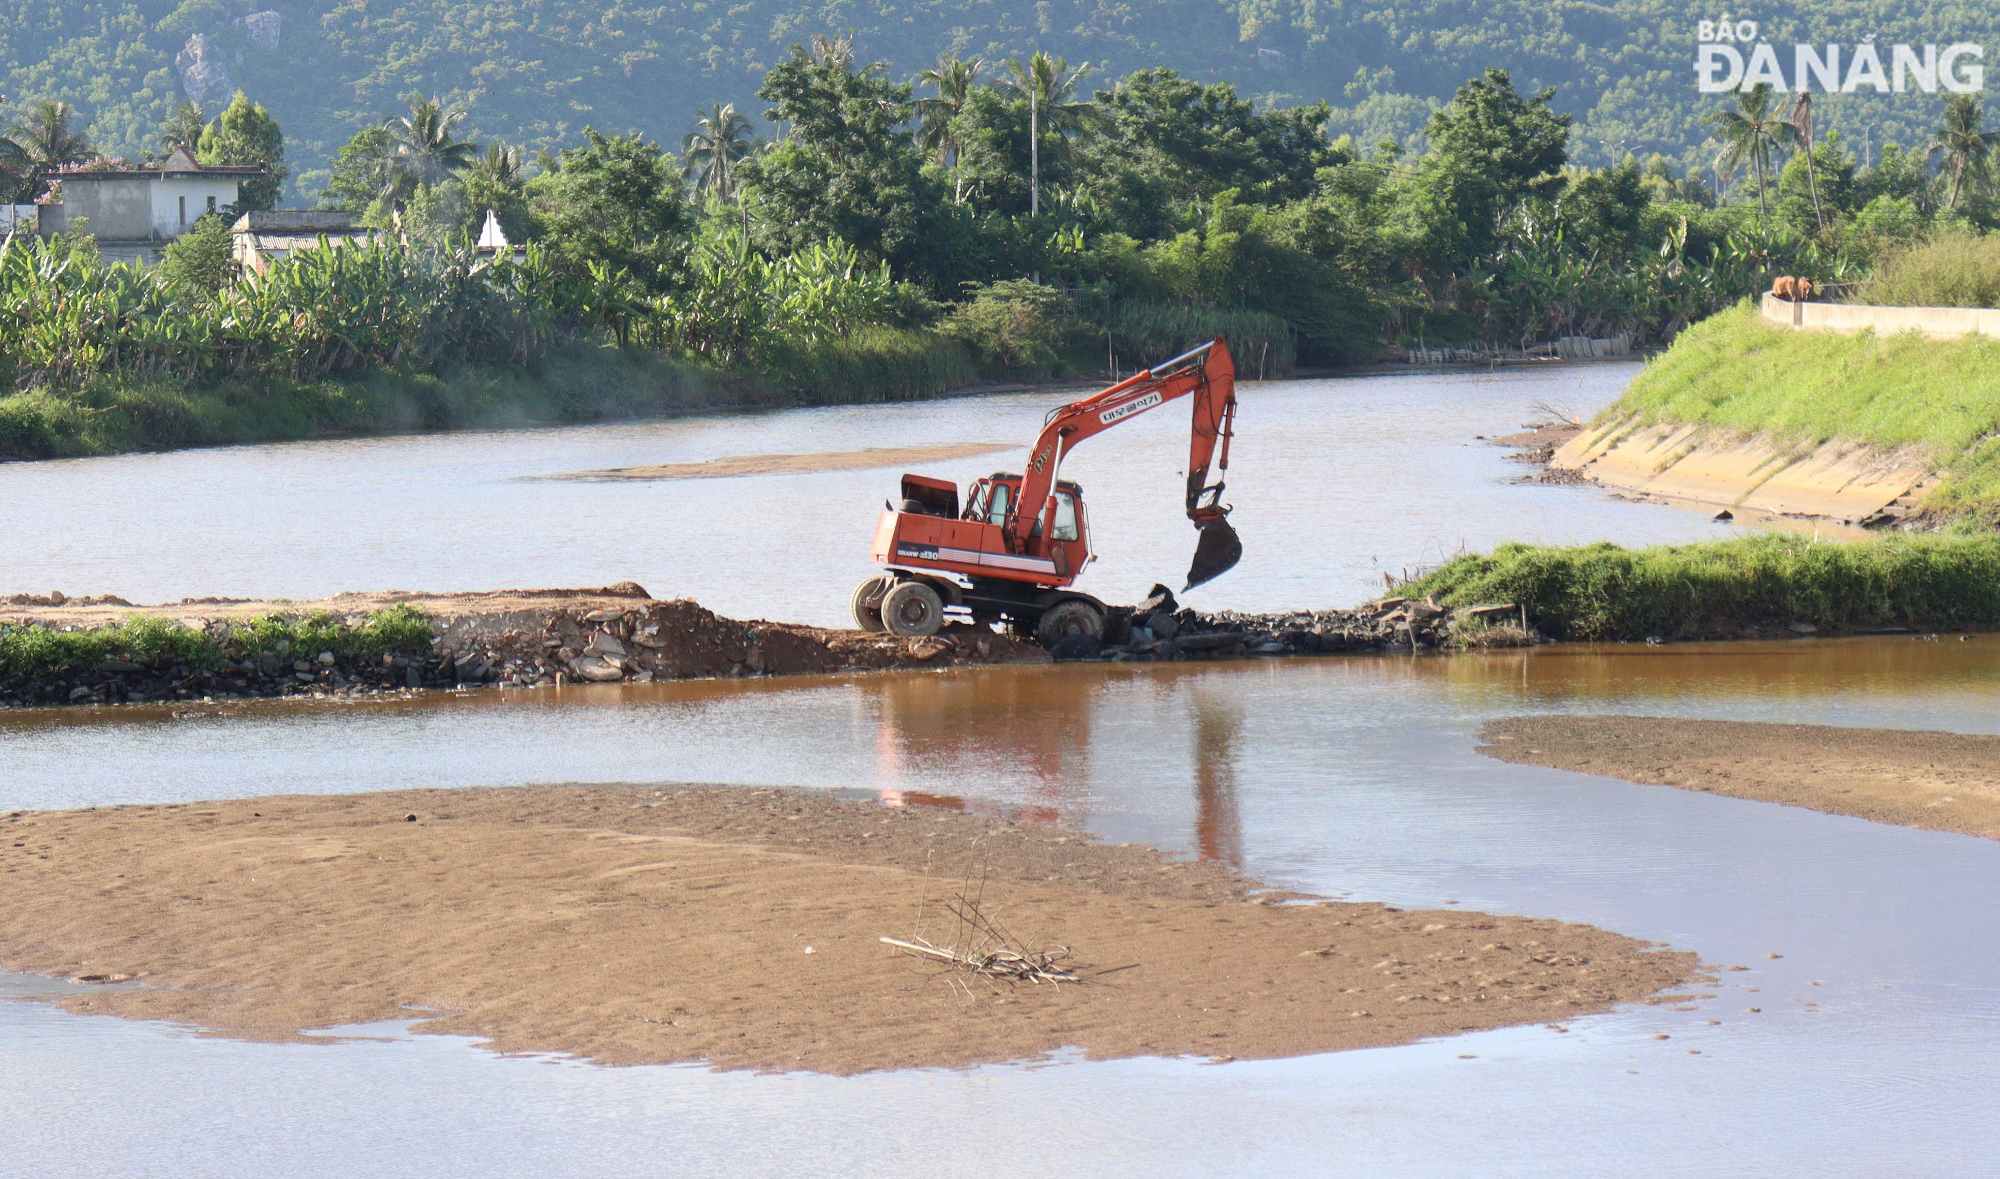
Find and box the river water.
[4,365,1997,1177]
[0,362,1728,624]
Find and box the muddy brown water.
[3,367,1997,1177]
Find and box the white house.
[38,147,263,243]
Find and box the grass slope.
[1613,302,2000,519]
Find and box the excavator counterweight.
[854,339,1241,642]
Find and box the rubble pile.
[1054,587,1539,662]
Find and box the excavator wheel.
[880,581,945,637]
[850,575,891,632]
[1035,599,1104,648]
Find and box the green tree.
[1081,68,1340,237]
[916,53,983,173]
[158,100,207,157]
[526,128,688,291]
[738,43,947,280]
[158,211,237,295]
[318,127,395,213]
[0,99,93,202]
[196,91,286,211]
[1928,94,2000,213]
[462,141,530,241]
[682,103,756,203]
[999,51,1091,217]
[384,94,479,194]
[1705,83,1798,238]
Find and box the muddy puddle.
[3,638,1998,1176]
[0,363,1738,626]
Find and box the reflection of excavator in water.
[851,338,1241,646]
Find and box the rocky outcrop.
[175,34,233,106]
[242,11,282,52]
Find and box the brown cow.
[1770,275,1815,302]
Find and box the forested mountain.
[4,1,1997,200]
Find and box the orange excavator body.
[856,340,1240,643]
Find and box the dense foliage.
[1406,533,2000,641]
[6,1,2000,192]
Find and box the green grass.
[1404,533,2000,641]
[1853,232,2000,308]
[0,606,435,676]
[0,332,987,462]
[1615,302,2000,517]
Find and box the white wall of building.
[150,176,241,237]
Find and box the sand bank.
[0,784,1693,1074]
[1480,715,2000,840]
[538,443,1012,481]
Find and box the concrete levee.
[1761,292,2000,337]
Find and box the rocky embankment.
[1089,587,1535,661]
[0,583,1532,710]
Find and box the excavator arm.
[1008,338,1241,589]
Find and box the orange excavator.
[851,338,1241,645]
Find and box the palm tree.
[0,99,93,202]
[468,140,524,188]
[1000,52,1092,217]
[1928,93,2000,212]
[809,32,855,70]
[159,100,208,157]
[1706,83,1797,238]
[682,103,756,203]
[382,94,479,194]
[1789,92,1825,234]
[916,53,983,169]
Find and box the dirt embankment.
[0,584,1051,708]
[2,583,1538,710]
[0,783,1696,1074]
[1480,715,2000,840]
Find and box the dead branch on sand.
[884,862,1081,993]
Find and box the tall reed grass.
[1852,232,2000,308]
[1107,303,1296,377]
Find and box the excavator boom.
[1010,339,1241,589]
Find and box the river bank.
[0,583,1539,710]
[1541,302,2000,529]
[0,781,1696,1074]
[1479,715,2000,841]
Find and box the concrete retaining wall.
[1761,292,2000,338]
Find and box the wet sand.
[0,785,1692,1074]
[1480,715,2000,840]
[538,443,1012,482]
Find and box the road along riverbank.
[1479,715,2000,840]
[0,584,1531,710]
[0,782,1697,1074]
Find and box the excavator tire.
[1035,599,1104,648]
[880,581,945,637]
[850,575,891,632]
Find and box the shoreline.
[0,782,1698,1074]
[1479,715,2000,841]
[0,584,1535,712]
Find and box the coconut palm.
[1000,51,1092,217]
[383,94,480,193]
[1928,94,2000,212]
[916,53,983,168]
[468,140,524,188]
[1705,83,1797,238]
[0,99,93,201]
[682,103,757,203]
[158,100,208,156]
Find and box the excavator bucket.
[1185,517,1243,590]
